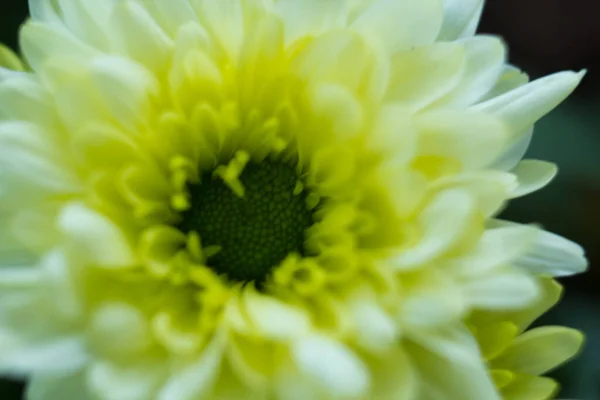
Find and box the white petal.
[511,160,558,198]
[39,249,83,321]
[370,347,418,400]
[392,190,475,269]
[386,42,465,109]
[292,32,370,93]
[274,366,322,400]
[28,0,63,24]
[89,56,159,130]
[39,61,111,131]
[400,269,466,327]
[56,0,112,50]
[192,0,251,59]
[416,110,508,169]
[292,335,369,397]
[439,36,506,106]
[110,1,173,72]
[88,303,152,359]
[515,230,588,276]
[0,67,26,82]
[0,336,88,376]
[438,0,484,40]
[20,22,97,72]
[408,325,500,400]
[150,0,199,38]
[158,332,225,400]
[431,171,517,216]
[276,0,349,44]
[491,128,533,171]
[88,360,164,400]
[349,295,397,353]
[58,203,136,267]
[27,371,94,400]
[0,267,41,288]
[370,104,417,166]
[463,267,540,309]
[0,121,79,194]
[482,65,530,101]
[231,289,312,340]
[0,74,58,127]
[308,83,364,137]
[351,0,442,53]
[473,70,585,135]
[452,225,539,276]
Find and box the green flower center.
[179,160,314,283]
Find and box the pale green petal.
[469,276,563,333]
[514,229,588,277]
[502,375,558,400]
[0,44,25,71]
[511,160,558,198]
[491,326,584,375]
[475,322,519,360]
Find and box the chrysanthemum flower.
[0,0,588,399]
[469,277,584,399]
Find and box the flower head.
[0,0,587,399]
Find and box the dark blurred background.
[1,0,599,398]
